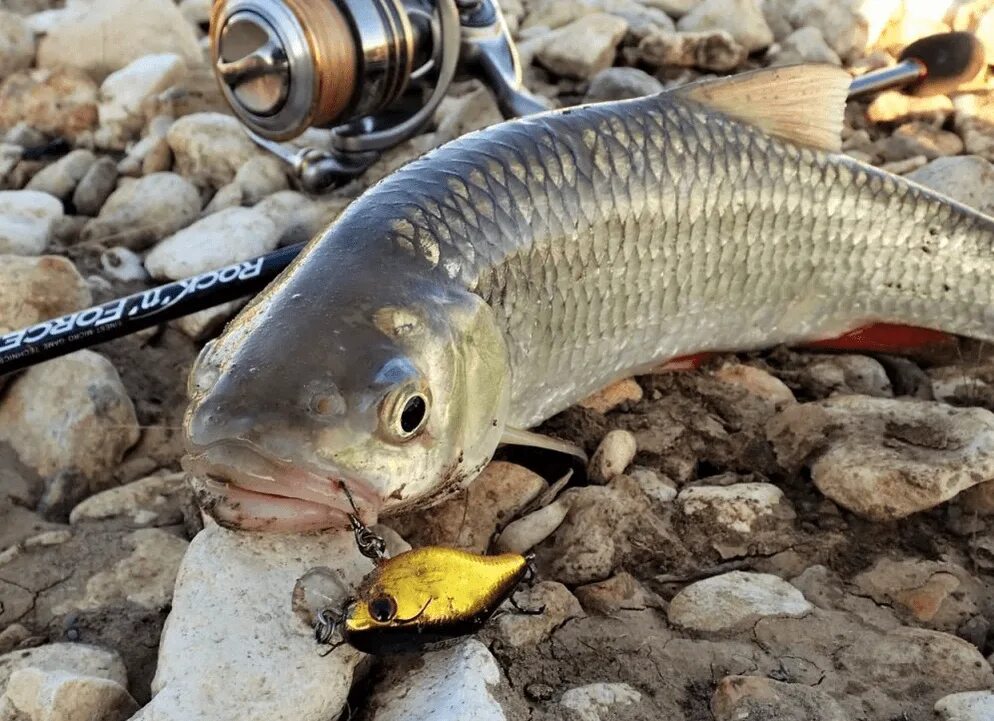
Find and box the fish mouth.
[182,442,381,532]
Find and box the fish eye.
[368,595,397,623]
[380,387,431,441]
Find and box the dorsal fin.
[673,64,850,153]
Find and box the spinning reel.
[210,0,549,192]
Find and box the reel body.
[209,0,547,190]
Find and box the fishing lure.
[309,486,535,655]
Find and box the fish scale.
[183,66,994,529]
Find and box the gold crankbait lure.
[310,486,535,655]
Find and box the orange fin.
[653,352,714,372]
[802,323,956,353]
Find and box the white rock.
[81,172,201,250]
[677,0,774,52]
[906,156,994,217]
[787,0,867,62]
[0,190,63,255]
[496,497,572,553]
[134,523,373,721]
[232,155,289,205]
[145,207,279,281]
[370,639,507,721]
[255,190,343,247]
[668,571,812,632]
[588,429,637,484]
[36,0,202,79]
[638,28,747,71]
[935,690,994,721]
[0,643,128,690]
[679,483,789,534]
[0,67,99,143]
[167,112,267,189]
[0,351,139,509]
[70,473,186,527]
[641,0,698,17]
[767,26,841,66]
[100,247,149,283]
[559,683,642,721]
[97,54,188,150]
[0,255,91,334]
[0,11,35,77]
[26,149,97,201]
[5,667,138,721]
[712,363,796,407]
[768,397,994,520]
[536,14,628,80]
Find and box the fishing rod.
[0,31,984,377]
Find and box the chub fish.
[183,64,994,531]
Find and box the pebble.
[0,255,90,333]
[5,666,138,721]
[879,155,929,176]
[536,14,628,80]
[935,691,994,721]
[677,0,774,52]
[36,0,202,79]
[712,363,796,408]
[960,480,994,516]
[677,482,796,559]
[496,496,572,553]
[574,571,658,614]
[0,351,140,514]
[0,625,31,655]
[852,558,980,631]
[584,67,663,102]
[866,91,953,125]
[172,300,246,341]
[878,121,964,162]
[495,581,584,646]
[578,377,643,414]
[96,53,188,150]
[71,156,119,216]
[642,0,697,17]
[133,523,373,721]
[710,675,847,721]
[167,112,268,189]
[0,10,34,76]
[638,29,747,71]
[767,397,994,520]
[785,0,866,61]
[0,643,128,691]
[767,26,841,66]
[144,206,279,281]
[81,172,201,250]
[26,149,96,201]
[627,466,678,504]
[0,189,64,255]
[232,155,289,205]
[255,190,344,247]
[558,683,642,721]
[369,640,506,721]
[785,354,893,398]
[69,472,187,528]
[588,429,637,484]
[667,571,812,632]
[393,461,546,552]
[954,94,994,162]
[906,155,994,217]
[0,68,99,142]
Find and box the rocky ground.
[3,0,994,719]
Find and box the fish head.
[182,255,510,532]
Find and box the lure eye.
[368,595,397,623]
[380,386,431,441]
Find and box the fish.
[182,63,994,532]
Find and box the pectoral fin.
[500,427,588,464]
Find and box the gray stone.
[26,149,97,201]
[232,155,288,205]
[536,14,628,80]
[144,206,279,280]
[0,643,128,690]
[496,497,572,554]
[767,26,841,66]
[638,28,747,71]
[768,397,994,520]
[677,0,774,52]
[668,571,812,632]
[878,121,964,162]
[69,472,188,528]
[559,683,642,721]
[906,156,994,217]
[0,190,63,255]
[72,157,118,216]
[95,53,188,150]
[495,581,584,646]
[585,67,663,102]
[677,482,795,559]
[786,0,867,62]
[81,172,201,250]
[710,675,847,721]
[4,667,138,721]
[0,254,91,334]
[255,190,346,247]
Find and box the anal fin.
[801,322,957,353]
[501,427,588,464]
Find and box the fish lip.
[181,440,382,520]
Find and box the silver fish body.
[183,66,994,531]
